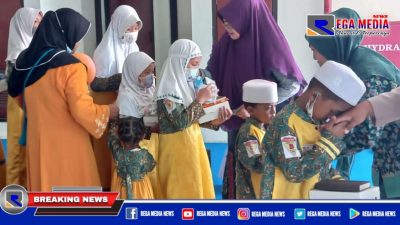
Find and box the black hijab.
[8,8,91,97]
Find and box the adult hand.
[234,105,250,119]
[331,100,374,133]
[196,84,213,104]
[211,107,233,126]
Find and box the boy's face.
[312,95,352,121]
[247,103,276,124]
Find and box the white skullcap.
[314,61,366,106]
[243,79,278,103]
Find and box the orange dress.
[24,63,109,191]
[0,143,6,190]
[90,91,116,190]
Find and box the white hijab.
[117,52,155,118]
[6,7,41,63]
[93,5,142,78]
[155,39,202,107]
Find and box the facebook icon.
[126,207,138,220]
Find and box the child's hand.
[108,103,119,119]
[196,84,213,104]
[234,105,250,119]
[320,116,350,137]
[211,107,233,126]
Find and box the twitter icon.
[294,208,306,220]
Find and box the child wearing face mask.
[109,52,159,199]
[91,5,143,192]
[155,39,232,199]
[259,61,366,199]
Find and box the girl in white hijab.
[155,39,232,199]
[117,52,155,117]
[92,5,142,86]
[109,52,161,199]
[4,7,42,188]
[90,5,142,191]
[3,8,42,90]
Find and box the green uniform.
[235,117,273,199]
[260,102,344,199]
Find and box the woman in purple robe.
[206,0,305,199]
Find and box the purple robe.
[207,0,305,131]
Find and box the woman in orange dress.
[7,8,118,191]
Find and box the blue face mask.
[193,76,204,91]
[141,73,154,88]
[186,68,199,80]
[66,45,73,54]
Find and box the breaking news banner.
[1,185,400,224]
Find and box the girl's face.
[187,56,202,69]
[126,22,140,32]
[309,45,327,66]
[33,11,43,30]
[223,20,240,40]
[138,62,155,84]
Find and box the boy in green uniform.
[235,79,278,199]
[260,61,366,199]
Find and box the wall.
[277,0,324,82]
[153,0,171,75]
[332,0,400,19]
[24,0,97,56]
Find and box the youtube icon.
[182,208,194,220]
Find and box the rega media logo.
[307,15,335,36]
[307,14,390,37]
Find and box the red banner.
[361,21,400,68]
[28,192,119,207]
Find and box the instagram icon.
[237,208,250,220]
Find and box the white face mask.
[123,31,138,44]
[305,92,320,122]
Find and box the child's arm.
[157,99,205,131]
[260,154,275,199]
[200,122,220,131]
[107,120,121,161]
[236,134,264,173]
[264,119,343,183]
